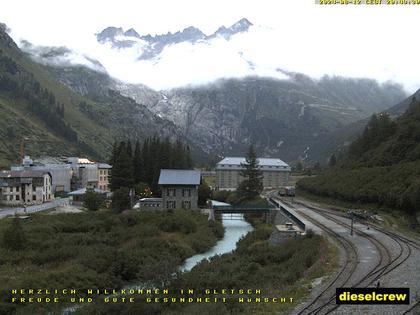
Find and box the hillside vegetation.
[299,96,420,215]
[0,25,186,168]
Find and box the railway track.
[292,200,419,315]
[269,195,418,314]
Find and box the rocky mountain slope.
[15,24,408,165]
[117,74,406,162]
[0,25,188,167]
[97,18,253,59]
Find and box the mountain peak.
[124,28,140,38]
[96,26,124,43]
[231,18,253,31]
[96,18,253,58]
[211,18,253,39]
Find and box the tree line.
[0,49,77,142]
[109,137,193,198]
[299,97,420,215]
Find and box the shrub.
[83,190,105,211]
[2,217,26,251]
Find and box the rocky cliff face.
[118,75,406,162]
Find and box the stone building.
[216,157,291,190]
[158,169,201,210]
[0,170,53,205]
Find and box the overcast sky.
[1,0,419,91]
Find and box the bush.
[212,190,231,202]
[83,190,105,211]
[158,211,197,234]
[2,217,26,251]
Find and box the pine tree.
[109,141,134,191]
[237,145,263,200]
[133,140,142,184]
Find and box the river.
[61,214,252,314]
[180,214,254,272]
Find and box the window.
[9,187,12,193]
[182,201,191,210]
[16,186,20,192]
[166,201,176,209]
[182,189,191,197]
[33,186,36,192]
[166,188,176,197]
[33,195,36,201]
[16,195,20,201]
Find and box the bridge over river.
[208,200,276,221]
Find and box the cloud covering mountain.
[0,14,414,92]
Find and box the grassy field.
[0,209,224,315]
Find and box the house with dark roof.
[137,169,201,211]
[158,169,201,210]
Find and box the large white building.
[216,157,291,190]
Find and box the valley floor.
[278,195,420,315]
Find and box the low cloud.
[11,23,420,92]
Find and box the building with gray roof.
[156,169,201,210]
[216,157,290,190]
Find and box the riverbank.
[76,218,333,315]
[0,209,224,315]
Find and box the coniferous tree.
[112,187,131,212]
[109,137,194,195]
[237,145,263,200]
[133,140,142,184]
[110,141,134,191]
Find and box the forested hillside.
[298,95,420,215]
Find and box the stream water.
[180,214,254,272]
[61,214,253,314]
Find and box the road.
[0,198,70,219]
[271,196,420,315]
